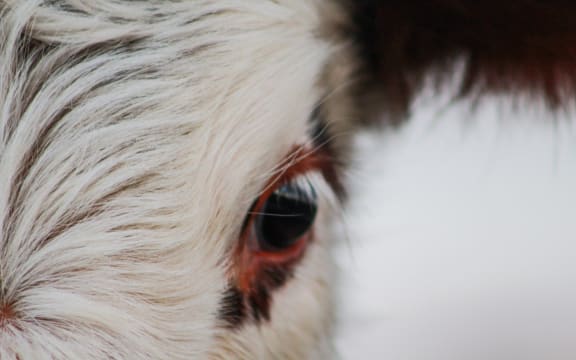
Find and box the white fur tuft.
[0,1,341,358]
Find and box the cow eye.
[254,177,317,252]
[231,148,334,322]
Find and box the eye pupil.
[255,180,318,251]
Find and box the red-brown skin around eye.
[230,145,336,322]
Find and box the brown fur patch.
[350,1,576,121]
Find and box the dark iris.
[255,179,318,251]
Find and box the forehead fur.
[0,1,336,358]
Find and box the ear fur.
[349,1,576,123]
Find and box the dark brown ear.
[349,0,576,123]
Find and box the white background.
[336,92,576,360]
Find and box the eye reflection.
[254,177,318,251]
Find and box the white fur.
[0,1,343,358]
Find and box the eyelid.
[241,146,322,234]
[259,146,326,200]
